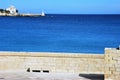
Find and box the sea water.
[0,14,120,54]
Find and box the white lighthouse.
[41,10,45,16]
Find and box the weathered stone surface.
[0,48,120,80]
[0,52,104,74]
[105,48,120,80]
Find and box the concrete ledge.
[0,51,104,58]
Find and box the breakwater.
[0,13,45,17]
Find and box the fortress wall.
[0,52,104,74]
[105,48,120,80]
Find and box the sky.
[0,0,120,14]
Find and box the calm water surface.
[0,14,120,54]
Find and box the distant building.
[0,5,45,16]
[6,5,18,15]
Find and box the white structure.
[41,10,45,16]
[6,5,18,15]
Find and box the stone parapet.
[1,48,120,80]
[0,51,104,58]
[0,51,104,74]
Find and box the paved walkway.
[0,72,104,80]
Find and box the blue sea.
[0,14,120,54]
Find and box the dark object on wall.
[32,70,41,72]
[43,70,49,73]
[27,68,30,72]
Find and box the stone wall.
[105,48,120,80]
[0,52,104,74]
[1,48,120,80]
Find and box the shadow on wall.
[79,74,104,80]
